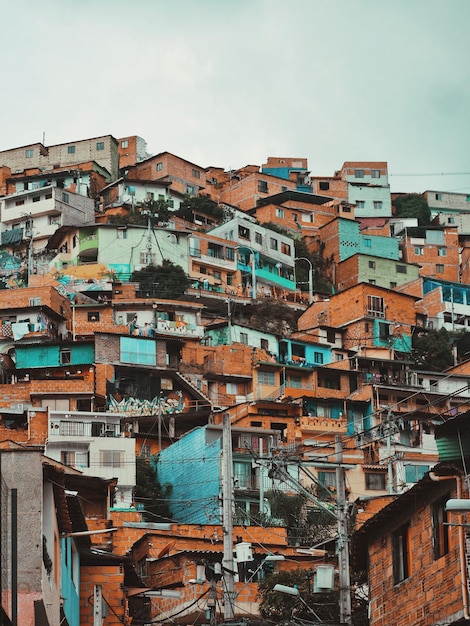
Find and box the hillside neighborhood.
[1,134,470,626]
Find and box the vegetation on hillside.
[134,455,173,522]
[131,260,190,299]
[393,193,431,225]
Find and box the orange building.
[353,467,468,626]
[400,225,460,282]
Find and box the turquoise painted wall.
[156,428,222,524]
[15,343,94,369]
[61,537,80,626]
[338,219,399,262]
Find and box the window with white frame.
[121,140,129,148]
[139,251,157,264]
[414,246,424,255]
[367,295,385,318]
[275,208,284,218]
[437,248,447,256]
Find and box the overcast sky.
[1,0,469,194]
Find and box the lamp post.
[295,257,313,304]
[273,583,322,622]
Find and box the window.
[281,242,291,255]
[225,247,235,261]
[404,464,429,483]
[117,229,127,239]
[156,162,163,171]
[96,141,105,151]
[373,201,383,210]
[414,246,424,255]
[364,238,371,247]
[392,524,410,583]
[25,149,33,158]
[275,208,284,218]
[260,338,269,351]
[379,322,390,340]
[139,251,157,264]
[355,169,364,178]
[121,140,129,148]
[357,200,365,209]
[435,193,442,201]
[390,282,397,289]
[318,471,336,491]
[67,145,76,154]
[240,332,248,345]
[224,382,239,396]
[258,180,268,193]
[369,260,376,269]
[436,264,444,273]
[100,450,124,468]
[319,181,330,190]
[62,192,70,203]
[255,232,263,245]
[371,169,380,178]
[88,312,100,322]
[60,348,71,365]
[270,238,278,251]
[187,185,195,194]
[120,337,156,366]
[396,264,407,274]
[139,444,151,457]
[289,376,302,389]
[365,472,386,490]
[192,169,200,179]
[314,352,324,364]
[239,225,250,239]
[367,295,385,318]
[448,217,455,224]
[258,371,275,385]
[437,248,447,257]
[369,279,376,285]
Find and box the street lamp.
[273,583,322,621]
[295,257,313,304]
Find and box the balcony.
[79,232,99,258]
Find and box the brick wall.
[367,484,466,626]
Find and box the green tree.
[134,455,173,522]
[267,490,336,547]
[258,568,369,626]
[394,193,430,225]
[131,260,190,299]
[413,327,454,370]
[108,198,172,226]
[174,194,224,223]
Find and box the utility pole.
[335,436,352,625]
[261,450,354,624]
[222,413,235,620]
